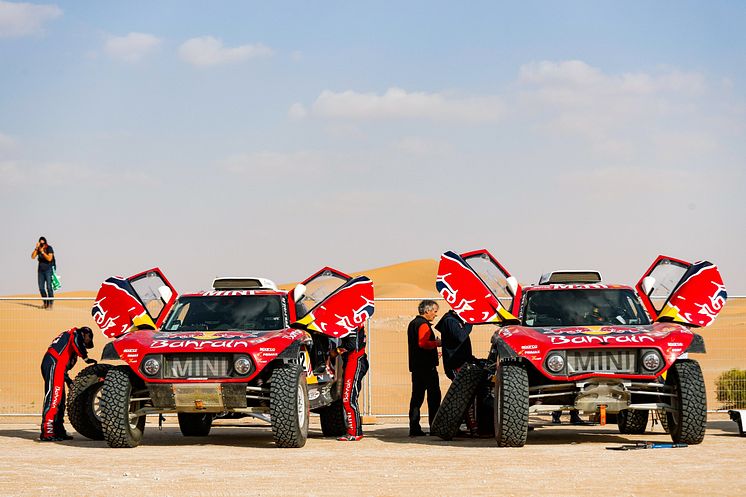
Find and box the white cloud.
[0,0,61,38]
[178,36,273,67]
[394,136,453,157]
[288,103,307,120]
[0,159,152,190]
[0,131,16,152]
[104,32,161,62]
[221,151,327,177]
[309,87,503,122]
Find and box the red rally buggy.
[431,249,727,447]
[68,267,374,448]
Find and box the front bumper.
[149,383,248,412]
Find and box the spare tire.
[68,364,112,440]
[431,363,485,441]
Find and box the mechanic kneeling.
[40,326,95,441]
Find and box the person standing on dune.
[31,236,55,310]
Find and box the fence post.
[366,316,372,416]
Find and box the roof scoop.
[538,271,602,285]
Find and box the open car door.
[436,250,520,325]
[636,255,727,327]
[91,268,178,338]
[292,267,374,338]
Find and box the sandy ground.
[0,414,744,497]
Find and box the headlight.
[546,352,565,374]
[234,356,253,375]
[641,351,662,371]
[142,357,161,376]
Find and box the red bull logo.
[91,277,152,338]
[437,251,516,324]
[299,277,375,338]
[660,262,727,327]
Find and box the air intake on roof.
[212,277,278,290]
[538,271,602,285]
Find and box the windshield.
[522,289,651,327]
[162,295,285,332]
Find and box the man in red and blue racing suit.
[40,326,95,441]
[335,326,369,441]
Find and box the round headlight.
[546,353,565,373]
[641,351,662,371]
[234,356,252,375]
[142,357,161,376]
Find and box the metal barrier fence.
[1,296,745,416]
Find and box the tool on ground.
[606,441,688,450]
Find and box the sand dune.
[1,259,744,417]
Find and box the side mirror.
[641,276,656,296]
[293,283,306,303]
[158,285,173,303]
[506,276,518,296]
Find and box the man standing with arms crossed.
[407,300,441,437]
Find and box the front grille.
[163,354,232,379]
[566,349,637,374]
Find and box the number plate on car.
[566,349,636,374]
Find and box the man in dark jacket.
[40,326,95,441]
[407,300,441,436]
[435,310,478,435]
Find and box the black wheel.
[617,409,649,434]
[270,364,309,448]
[68,364,112,440]
[319,399,347,437]
[178,413,214,437]
[431,363,484,440]
[101,368,147,448]
[494,362,529,447]
[666,359,707,444]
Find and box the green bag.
[51,268,62,291]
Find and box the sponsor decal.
[523,350,541,355]
[668,342,684,347]
[259,347,276,352]
[521,344,538,350]
[550,335,655,345]
[308,389,320,401]
[150,339,250,350]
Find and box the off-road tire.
[494,362,529,447]
[319,399,347,437]
[617,409,649,435]
[666,359,707,444]
[68,364,112,440]
[431,363,484,440]
[101,367,146,448]
[270,364,309,448]
[178,413,214,437]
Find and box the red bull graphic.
[294,277,374,338]
[437,251,517,324]
[91,276,154,338]
[659,261,727,327]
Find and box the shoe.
[551,415,562,424]
[337,434,363,441]
[39,436,64,442]
[409,430,428,437]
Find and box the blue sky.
[1,1,745,295]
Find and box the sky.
[1,1,745,296]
